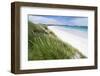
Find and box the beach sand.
[48,26,88,57]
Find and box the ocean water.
[48,25,88,38]
[60,25,88,33]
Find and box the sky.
[28,15,88,26]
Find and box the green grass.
[28,21,86,60]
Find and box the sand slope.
[48,26,88,57]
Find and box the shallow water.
[60,25,88,32]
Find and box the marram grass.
[28,21,86,60]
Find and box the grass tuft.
[28,21,86,60]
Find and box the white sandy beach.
[48,26,88,57]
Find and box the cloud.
[28,15,88,26]
[28,15,62,25]
[67,18,88,26]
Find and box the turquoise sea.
[60,25,88,32]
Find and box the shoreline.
[48,26,88,57]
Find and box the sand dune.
[48,26,88,57]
